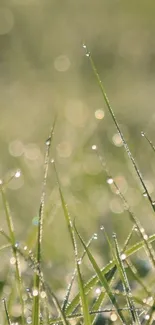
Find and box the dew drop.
[134,226,138,232]
[144,234,148,240]
[15,242,19,248]
[15,170,21,178]
[24,245,27,251]
[0,179,3,185]
[32,288,38,296]
[93,233,98,240]
[95,287,101,294]
[77,258,82,265]
[82,43,86,49]
[107,178,113,185]
[145,315,150,320]
[121,254,126,261]
[152,201,155,206]
[100,225,104,230]
[92,144,97,150]
[86,52,90,57]
[143,192,147,197]
[27,317,32,324]
[51,159,55,164]
[46,137,51,146]
[40,291,46,299]
[141,131,145,137]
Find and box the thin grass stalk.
[113,233,141,325]
[32,118,56,325]
[0,186,25,325]
[83,44,155,212]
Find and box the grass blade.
[65,233,155,315]
[74,224,126,324]
[0,186,25,325]
[32,117,57,325]
[3,298,11,325]
[53,163,91,325]
[113,233,141,325]
[84,44,155,212]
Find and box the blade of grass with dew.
[95,146,155,268]
[65,233,155,316]
[83,44,155,213]
[62,235,94,312]
[0,186,25,325]
[113,233,141,325]
[32,117,57,325]
[74,224,126,324]
[53,162,91,325]
[3,298,11,325]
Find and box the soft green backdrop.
[0,0,155,287]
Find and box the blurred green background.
[0,0,155,284]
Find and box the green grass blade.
[3,298,11,325]
[74,224,126,324]
[113,233,141,325]
[65,233,155,315]
[62,235,94,311]
[0,186,25,325]
[84,44,155,212]
[54,163,91,325]
[32,117,56,325]
[95,146,155,268]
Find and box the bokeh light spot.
[95,109,105,120]
[54,55,70,72]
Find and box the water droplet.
[93,233,98,240]
[140,228,145,233]
[46,137,51,146]
[27,316,32,324]
[85,52,90,57]
[0,179,3,185]
[100,225,104,230]
[143,192,147,197]
[144,234,148,240]
[51,159,55,164]
[152,201,155,205]
[145,315,150,320]
[107,178,113,184]
[141,131,145,137]
[15,242,19,248]
[134,226,138,232]
[92,145,97,150]
[95,287,101,294]
[40,291,46,298]
[32,288,38,296]
[24,245,27,251]
[15,170,21,178]
[82,43,86,49]
[110,312,118,322]
[121,254,126,261]
[77,258,81,265]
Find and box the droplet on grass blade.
[32,288,38,296]
[15,170,21,178]
[107,178,113,184]
[46,137,51,146]
[141,131,145,137]
[92,145,97,150]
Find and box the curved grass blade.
[0,186,25,325]
[74,224,126,324]
[32,117,57,325]
[65,233,155,315]
[62,235,94,312]
[53,163,91,325]
[95,146,155,268]
[113,233,141,325]
[83,44,155,212]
